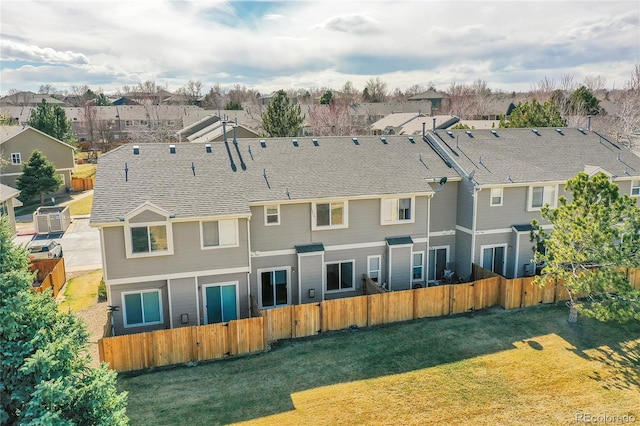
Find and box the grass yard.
[67,194,94,216]
[118,305,640,425]
[58,269,103,312]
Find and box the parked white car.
[28,240,63,260]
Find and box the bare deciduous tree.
[364,77,388,103]
[307,101,356,136]
[583,75,607,92]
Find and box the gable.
[129,209,168,223]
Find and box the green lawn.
[118,305,640,425]
[67,194,93,216]
[58,269,102,312]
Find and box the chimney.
[422,122,426,137]
[432,117,436,131]
[587,115,591,131]
[222,121,227,144]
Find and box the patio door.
[203,283,237,324]
[428,246,449,281]
[482,245,506,276]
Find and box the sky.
[1,0,639,96]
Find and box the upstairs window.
[11,153,21,165]
[528,185,557,211]
[381,197,415,224]
[313,201,347,230]
[264,205,280,226]
[201,219,238,249]
[131,225,168,254]
[490,188,503,206]
[632,181,640,197]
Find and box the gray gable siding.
[299,254,324,304]
[129,209,166,223]
[250,203,311,252]
[430,182,458,232]
[103,220,249,281]
[455,231,473,281]
[456,178,475,230]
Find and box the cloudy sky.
[1,1,639,96]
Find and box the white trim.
[476,228,513,235]
[199,218,239,250]
[513,231,521,279]
[107,266,250,286]
[251,248,297,257]
[411,251,424,282]
[430,230,455,237]
[380,196,416,225]
[456,224,473,235]
[325,241,385,251]
[167,279,174,328]
[490,187,503,207]
[125,221,174,258]
[324,259,356,293]
[10,152,21,165]
[297,254,302,305]
[264,204,280,226]
[99,227,109,281]
[201,281,240,324]
[367,254,382,283]
[257,266,291,309]
[480,243,508,276]
[195,278,201,325]
[387,245,393,289]
[311,200,349,230]
[121,288,164,328]
[527,184,558,211]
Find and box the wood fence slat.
[294,303,320,338]
[321,296,368,332]
[264,306,294,341]
[228,318,265,356]
[386,291,414,323]
[196,323,228,360]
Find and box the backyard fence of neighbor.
[99,266,640,373]
[30,258,66,298]
[71,177,94,192]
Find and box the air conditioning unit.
[523,263,535,277]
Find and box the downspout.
[470,186,479,278]
[246,216,252,316]
[426,194,432,284]
[513,229,520,279]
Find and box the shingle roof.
[386,236,414,245]
[432,127,640,185]
[295,243,325,253]
[91,135,459,225]
[0,184,20,202]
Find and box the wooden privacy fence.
[30,258,66,298]
[99,276,502,372]
[71,177,94,192]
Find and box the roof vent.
[169,144,176,154]
[555,129,564,135]
[260,139,266,148]
[465,130,472,136]
[352,137,359,145]
[292,139,299,147]
[133,145,140,155]
[380,136,387,144]
[532,129,539,135]
[578,128,585,134]
[491,130,497,136]
[312,138,319,146]
[408,136,415,143]
[446,130,453,137]
[205,144,212,153]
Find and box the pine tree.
[499,99,566,128]
[16,150,64,205]
[531,172,640,323]
[261,90,305,137]
[27,99,76,144]
[0,216,129,424]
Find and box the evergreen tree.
[499,99,566,128]
[16,150,64,205]
[531,172,640,323]
[27,99,76,144]
[0,216,129,424]
[261,90,305,137]
[320,90,333,105]
[569,86,601,116]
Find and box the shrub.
[98,277,107,302]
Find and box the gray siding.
[299,253,323,304]
[250,197,430,252]
[109,280,169,336]
[324,246,382,300]
[474,233,512,276]
[103,219,249,281]
[388,245,412,291]
[168,277,198,328]
[456,178,474,229]
[514,231,537,278]
[430,181,458,231]
[455,231,473,280]
[130,209,166,223]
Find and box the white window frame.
[480,243,508,276]
[201,281,239,325]
[125,221,174,258]
[200,219,239,250]
[325,259,355,293]
[264,204,280,226]
[257,266,291,309]
[527,185,557,211]
[311,200,348,230]
[428,246,450,282]
[367,255,381,283]
[631,180,640,197]
[490,188,503,207]
[11,153,21,165]
[121,289,163,328]
[411,251,424,282]
[380,196,416,225]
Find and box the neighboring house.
[91,135,460,335]
[345,102,432,130]
[177,115,260,143]
[424,127,640,279]
[407,90,450,114]
[0,184,21,235]
[0,91,65,107]
[0,126,75,192]
[371,113,459,136]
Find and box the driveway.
[60,217,102,272]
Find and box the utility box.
[33,206,71,234]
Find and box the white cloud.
[316,13,381,34]
[263,14,284,21]
[1,40,89,65]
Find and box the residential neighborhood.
[2,1,640,424]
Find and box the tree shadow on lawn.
[118,304,640,425]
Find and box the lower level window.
[326,261,354,292]
[261,269,288,308]
[123,290,162,327]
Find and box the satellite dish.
[435,176,448,192]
